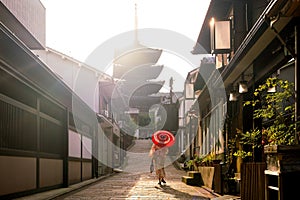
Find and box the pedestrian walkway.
[54,139,219,199]
[56,162,219,200]
[15,140,239,200]
[119,139,154,173]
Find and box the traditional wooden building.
[193,0,300,162]
[191,0,300,198]
[0,0,130,198]
[34,47,128,174]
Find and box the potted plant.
[185,159,195,171]
[201,152,214,166]
[231,77,299,199]
[233,128,263,162]
[194,154,204,166]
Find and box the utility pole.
[169,77,173,104]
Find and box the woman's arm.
[149,144,156,157]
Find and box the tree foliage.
[244,77,297,145]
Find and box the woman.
[149,143,169,185]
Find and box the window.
[0,100,37,151]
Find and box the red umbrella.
[152,130,175,147]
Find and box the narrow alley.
[16,140,220,200]
[55,139,218,200]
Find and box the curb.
[15,174,115,200]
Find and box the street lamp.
[239,81,248,93]
[210,18,232,55]
[229,85,238,101]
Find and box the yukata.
[149,144,168,180]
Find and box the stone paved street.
[56,165,217,200]
[55,140,219,200]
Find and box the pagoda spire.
[134,3,139,44]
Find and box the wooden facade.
[0,0,136,198]
[0,2,98,197]
[191,0,300,197]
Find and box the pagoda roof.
[114,64,163,80]
[117,80,165,97]
[129,96,162,110]
[113,42,162,77]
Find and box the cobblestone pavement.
[57,165,217,200]
[56,140,219,200]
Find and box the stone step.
[211,195,241,200]
[181,175,202,186]
[187,171,201,179]
[182,176,195,185]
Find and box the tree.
[244,77,298,146]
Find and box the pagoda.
[112,4,165,138]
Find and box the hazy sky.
[40,0,211,91]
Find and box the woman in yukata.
[149,143,169,185]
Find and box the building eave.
[44,47,113,81]
[97,114,113,128]
[195,0,294,91]
[220,0,293,87]
[0,21,96,125]
[193,0,233,54]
